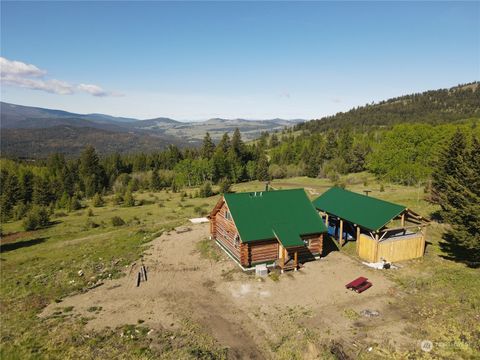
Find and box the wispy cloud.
[0,57,120,97]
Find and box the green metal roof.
[273,223,305,247]
[312,187,406,231]
[224,188,326,245]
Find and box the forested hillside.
[296,82,480,132]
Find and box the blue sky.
[1,1,479,120]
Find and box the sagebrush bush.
[111,216,125,227]
[92,193,104,207]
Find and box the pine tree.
[231,128,245,159]
[269,133,279,148]
[79,146,106,197]
[432,130,480,266]
[256,154,270,181]
[0,171,20,221]
[201,132,215,159]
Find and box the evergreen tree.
[201,132,215,159]
[432,130,480,266]
[79,146,106,197]
[32,176,53,207]
[256,154,270,181]
[231,128,245,159]
[0,171,20,221]
[269,133,279,148]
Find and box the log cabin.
[209,188,327,271]
[312,187,430,263]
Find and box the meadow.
[1,175,479,359]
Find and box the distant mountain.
[0,102,304,157]
[296,82,480,132]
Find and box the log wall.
[212,201,241,260]
[248,239,279,265]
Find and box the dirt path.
[41,223,414,358]
[41,224,264,359]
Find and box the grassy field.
[1,174,479,359]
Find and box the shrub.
[87,208,94,217]
[92,193,104,207]
[199,181,213,198]
[194,206,208,216]
[218,178,232,194]
[123,190,135,207]
[111,216,125,227]
[23,205,50,231]
[84,218,99,229]
[13,203,29,221]
[68,195,82,211]
[113,193,123,205]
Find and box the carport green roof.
[312,187,406,231]
[223,188,326,246]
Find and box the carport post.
[339,219,344,247]
[356,226,360,253]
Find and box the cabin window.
[234,234,240,248]
[303,238,311,247]
[225,210,231,220]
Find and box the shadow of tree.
[0,237,48,253]
[439,232,480,269]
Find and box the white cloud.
[0,57,46,77]
[0,57,119,97]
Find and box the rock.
[78,270,84,277]
[360,309,380,317]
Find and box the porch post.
[294,251,298,271]
[401,213,405,227]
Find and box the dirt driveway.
[41,223,413,359]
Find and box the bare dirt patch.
[41,223,416,358]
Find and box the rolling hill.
[0,102,303,157]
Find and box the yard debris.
[175,226,191,234]
[189,217,209,224]
[360,309,380,317]
[362,260,397,270]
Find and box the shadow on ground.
[0,237,48,253]
[439,232,479,269]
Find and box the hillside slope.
[297,82,480,132]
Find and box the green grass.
[196,238,221,262]
[1,176,479,359]
[0,189,220,359]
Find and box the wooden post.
[356,226,360,253]
[294,251,298,270]
[339,219,344,247]
[401,213,405,227]
[373,233,379,262]
[325,214,329,227]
